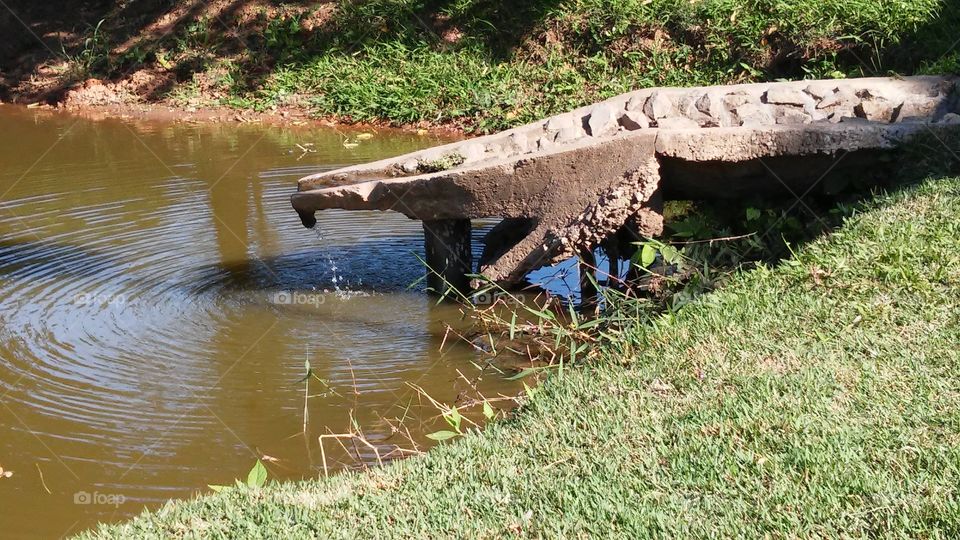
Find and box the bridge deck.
[291,76,959,292]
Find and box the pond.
[0,107,535,537]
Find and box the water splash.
[311,225,370,299]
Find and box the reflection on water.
[0,107,524,538]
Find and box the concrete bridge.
[291,76,959,295]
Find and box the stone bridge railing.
[291,76,959,294]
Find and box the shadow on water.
[0,238,123,280]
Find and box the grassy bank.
[254,0,958,131]
[82,167,960,537]
[5,1,959,131]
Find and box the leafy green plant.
[208,460,269,493]
[427,406,464,441]
[482,400,496,421]
[632,239,681,269]
[176,18,214,52]
[62,18,111,77]
[264,15,304,59]
[119,44,151,67]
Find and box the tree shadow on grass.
[0,0,958,117]
[0,0,563,103]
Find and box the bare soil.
[0,1,402,132]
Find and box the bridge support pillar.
[423,219,472,297]
[579,249,599,308]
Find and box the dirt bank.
[0,1,360,130]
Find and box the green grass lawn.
[82,173,960,538]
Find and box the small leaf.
[482,401,495,420]
[426,430,459,441]
[575,318,602,330]
[746,207,761,221]
[445,407,462,431]
[526,308,555,321]
[208,484,228,493]
[640,244,657,267]
[506,367,539,381]
[660,245,680,265]
[246,460,268,488]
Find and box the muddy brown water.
[0,107,540,538]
